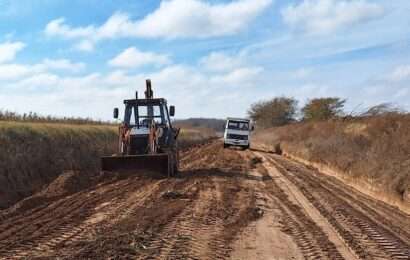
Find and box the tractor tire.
[168,144,179,177]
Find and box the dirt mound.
[41,170,95,197]
[6,171,98,215]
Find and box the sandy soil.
[0,141,409,259]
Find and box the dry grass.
[254,114,410,204]
[0,122,118,209]
[0,121,216,209]
[178,127,217,149]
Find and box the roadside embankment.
[0,121,217,209]
[0,122,118,209]
[253,114,410,213]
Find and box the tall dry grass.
[0,122,118,209]
[254,114,410,205]
[178,127,217,149]
[0,121,216,209]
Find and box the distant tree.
[248,97,298,128]
[0,109,110,125]
[361,103,403,117]
[302,97,346,121]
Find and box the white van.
[223,118,252,150]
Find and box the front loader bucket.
[101,153,170,176]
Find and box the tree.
[302,97,346,121]
[361,103,403,117]
[248,97,298,128]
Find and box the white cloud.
[74,40,94,52]
[15,73,60,91]
[212,67,263,85]
[42,58,85,72]
[0,41,25,63]
[0,58,85,81]
[44,0,272,49]
[0,58,266,119]
[388,65,410,82]
[109,47,171,68]
[3,59,410,120]
[199,52,243,72]
[132,0,272,38]
[45,18,95,39]
[282,0,384,35]
[0,64,35,80]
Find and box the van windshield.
[227,121,249,130]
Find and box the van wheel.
[223,143,229,149]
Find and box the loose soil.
[0,141,409,259]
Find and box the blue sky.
[0,0,409,119]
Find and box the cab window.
[227,121,249,130]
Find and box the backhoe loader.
[101,79,180,177]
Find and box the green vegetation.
[301,98,346,121]
[248,97,298,128]
[249,96,407,129]
[0,110,111,125]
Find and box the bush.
[248,97,298,128]
[302,97,345,121]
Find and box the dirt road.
[0,141,409,259]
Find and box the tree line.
[248,97,404,129]
[0,110,111,125]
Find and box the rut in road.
[263,152,410,260]
[138,143,258,260]
[0,174,163,259]
[250,153,346,259]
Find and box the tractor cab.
[112,79,178,156]
[121,98,174,129]
[103,79,179,176]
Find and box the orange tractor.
[101,79,180,176]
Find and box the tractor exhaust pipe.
[145,79,153,99]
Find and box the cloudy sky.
[0,0,409,119]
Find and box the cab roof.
[226,117,250,122]
[124,98,167,106]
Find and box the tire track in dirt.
[230,151,305,260]
[0,176,162,258]
[290,160,410,242]
[253,152,348,259]
[0,141,274,259]
[139,181,221,260]
[266,154,410,260]
[33,180,165,258]
[138,142,257,260]
[0,175,138,241]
